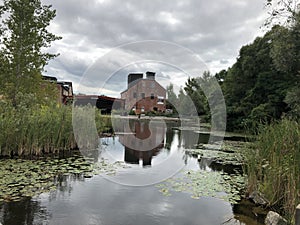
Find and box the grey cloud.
[220,59,229,64]
[42,0,267,94]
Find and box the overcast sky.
[42,0,268,97]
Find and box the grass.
[244,119,300,223]
[0,101,111,157]
[0,102,77,156]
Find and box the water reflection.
[0,119,264,225]
[118,120,165,167]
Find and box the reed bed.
[0,101,112,157]
[245,119,300,222]
[0,102,77,156]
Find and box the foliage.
[0,0,61,106]
[0,103,111,157]
[128,109,136,115]
[0,154,129,202]
[218,22,299,131]
[244,119,300,222]
[156,169,246,204]
[264,0,300,28]
[0,101,77,156]
[285,87,300,119]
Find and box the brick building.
[121,72,166,114]
[42,75,73,105]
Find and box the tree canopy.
[0,0,61,107]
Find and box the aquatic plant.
[0,154,128,202]
[156,169,246,204]
[0,101,112,156]
[0,101,77,156]
[185,140,248,166]
[245,119,300,222]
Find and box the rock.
[296,204,300,225]
[265,211,287,225]
[249,191,268,206]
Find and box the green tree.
[221,26,297,130]
[0,0,61,106]
[184,73,210,116]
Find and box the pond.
[0,119,265,225]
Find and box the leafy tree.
[0,0,61,107]
[221,25,298,130]
[285,87,300,119]
[264,0,300,27]
[184,72,211,116]
[215,69,227,85]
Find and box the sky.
[41,0,269,97]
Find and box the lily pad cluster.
[0,156,127,202]
[158,141,249,203]
[156,169,246,204]
[186,141,250,166]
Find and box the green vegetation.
[0,101,76,156]
[0,101,113,156]
[245,119,300,222]
[163,1,300,222]
[156,140,249,203]
[166,2,300,131]
[0,154,129,202]
[156,170,246,204]
[217,7,300,131]
[0,0,61,107]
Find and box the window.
[141,93,145,99]
[133,92,137,98]
[157,96,164,104]
[150,93,154,99]
[150,82,155,88]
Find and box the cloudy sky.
[42,0,269,97]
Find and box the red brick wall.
[121,79,166,114]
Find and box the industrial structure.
[120,71,166,114]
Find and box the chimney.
[146,71,155,80]
[128,73,143,88]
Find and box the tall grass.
[245,119,300,222]
[0,101,77,156]
[0,99,113,157]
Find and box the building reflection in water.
[118,119,166,167]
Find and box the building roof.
[120,78,166,95]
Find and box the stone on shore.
[249,191,268,206]
[265,211,287,225]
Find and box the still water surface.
[0,120,264,225]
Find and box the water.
[0,119,265,225]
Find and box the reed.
[245,119,300,223]
[0,102,78,156]
[0,100,116,157]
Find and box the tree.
[184,73,210,116]
[264,0,300,27]
[0,0,61,106]
[285,87,300,119]
[221,26,298,130]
